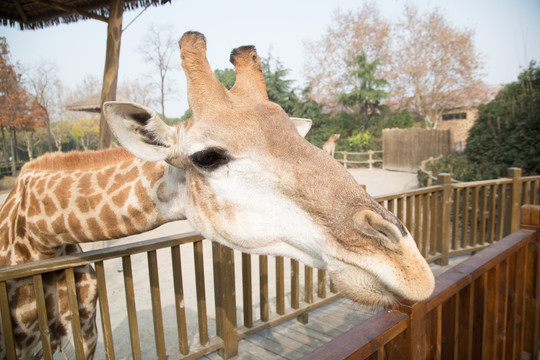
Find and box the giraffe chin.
[329,267,399,307]
[328,263,434,307]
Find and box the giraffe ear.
[103,101,178,162]
[290,117,312,138]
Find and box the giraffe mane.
[22,147,134,172]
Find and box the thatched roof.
[1,0,171,30]
[65,93,129,112]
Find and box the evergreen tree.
[466,61,540,178]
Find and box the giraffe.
[323,134,340,157]
[0,32,434,359]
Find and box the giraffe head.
[103,31,434,306]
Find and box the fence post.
[213,243,238,359]
[387,300,427,359]
[437,173,452,265]
[368,150,374,169]
[343,151,348,169]
[521,205,540,358]
[506,168,523,236]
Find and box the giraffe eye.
[189,148,230,171]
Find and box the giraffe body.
[0,148,174,358]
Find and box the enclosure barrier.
[302,204,540,359]
[0,169,538,359]
[334,150,383,169]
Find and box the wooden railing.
[377,168,539,265]
[334,150,383,169]
[0,169,538,359]
[302,204,540,359]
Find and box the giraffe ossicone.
[0,31,434,359]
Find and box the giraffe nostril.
[353,210,402,245]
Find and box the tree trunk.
[9,127,17,176]
[27,130,34,160]
[45,112,53,152]
[1,126,9,171]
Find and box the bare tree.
[390,5,485,128]
[26,61,63,152]
[139,24,178,119]
[303,3,391,110]
[304,3,486,128]
[118,78,157,108]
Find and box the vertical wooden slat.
[317,269,326,299]
[484,267,498,359]
[122,255,141,360]
[505,253,518,360]
[388,198,395,215]
[507,168,522,235]
[291,259,299,309]
[304,266,313,304]
[95,261,115,360]
[426,306,442,360]
[406,195,413,233]
[495,259,509,358]
[513,245,528,359]
[471,187,479,248]
[148,250,166,360]
[65,268,86,360]
[472,274,487,359]
[299,265,313,325]
[487,185,497,243]
[259,255,269,322]
[461,187,470,249]
[33,274,54,360]
[397,197,404,223]
[171,245,189,355]
[276,256,285,315]
[479,186,488,245]
[441,295,458,359]
[422,194,430,257]
[0,281,16,360]
[452,188,460,250]
[438,174,452,265]
[457,284,474,359]
[496,184,506,241]
[414,194,421,245]
[430,191,439,257]
[193,240,208,345]
[213,243,238,358]
[242,253,253,328]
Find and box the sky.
[1,0,539,117]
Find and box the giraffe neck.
[0,148,184,263]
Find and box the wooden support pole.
[507,168,523,235]
[98,0,124,149]
[437,173,452,265]
[521,205,540,358]
[213,243,238,359]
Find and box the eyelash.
[189,149,230,171]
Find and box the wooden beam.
[11,0,28,23]
[98,0,124,149]
[32,0,109,22]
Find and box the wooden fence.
[382,128,452,172]
[0,169,538,359]
[334,150,383,169]
[302,204,540,359]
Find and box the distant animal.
[323,134,341,157]
[0,32,433,359]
